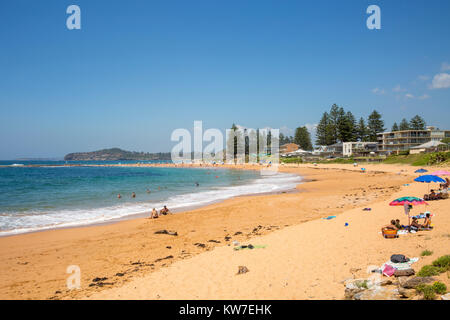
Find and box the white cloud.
[430,73,450,89]
[279,126,295,137]
[418,75,430,81]
[418,94,430,100]
[405,93,414,99]
[441,62,450,71]
[392,85,406,92]
[371,88,385,95]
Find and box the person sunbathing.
[422,213,433,229]
[150,208,158,219]
[382,220,398,232]
[159,205,171,215]
[395,219,403,230]
[425,190,441,201]
[440,178,450,189]
[409,217,422,232]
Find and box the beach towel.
[381,257,419,276]
[323,216,336,220]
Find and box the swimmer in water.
[195,182,199,187]
[132,192,136,198]
[117,194,121,199]
[146,189,151,193]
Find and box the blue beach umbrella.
[414,175,446,183]
[414,175,446,192]
[415,169,428,173]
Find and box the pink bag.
[382,264,396,277]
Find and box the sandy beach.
[0,163,448,300]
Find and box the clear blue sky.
[1,0,449,159]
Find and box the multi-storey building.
[377,126,450,154]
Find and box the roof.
[410,140,446,149]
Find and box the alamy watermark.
[171,121,280,175]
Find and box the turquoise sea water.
[0,161,301,235]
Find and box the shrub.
[421,250,433,257]
[355,280,368,289]
[417,265,441,277]
[420,286,436,300]
[432,255,450,271]
[432,282,447,295]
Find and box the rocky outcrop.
[64,148,171,161]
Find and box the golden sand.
[0,163,448,300]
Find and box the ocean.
[0,161,301,236]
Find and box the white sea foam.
[0,171,302,236]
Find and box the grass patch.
[421,250,433,257]
[432,255,450,271]
[353,280,369,289]
[382,151,450,166]
[432,282,447,294]
[415,284,437,300]
[417,265,441,277]
[415,282,447,300]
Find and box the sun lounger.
[382,229,398,239]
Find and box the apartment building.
[377,126,450,154]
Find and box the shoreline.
[0,167,301,238]
[0,163,448,299]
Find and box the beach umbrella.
[389,197,428,226]
[431,170,450,176]
[389,196,428,206]
[414,175,446,183]
[414,174,446,193]
[415,169,428,173]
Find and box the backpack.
[390,254,410,263]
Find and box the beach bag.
[382,229,398,239]
[390,254,409,263]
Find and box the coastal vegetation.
[391,115,427,132]
[315,104,385,145]
[64,148,171,161]
[382,151,450,166]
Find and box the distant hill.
[64,148,172,161]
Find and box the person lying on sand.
[150,208,158,219]
[424,190,442,201]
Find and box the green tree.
[367,110,385,141]
[338,111,357,142]
[399,118,410,131]
[316,112,334,145]
[328,104,341,144]
[356,117,369,142]
[391,122,399,132]
[409,115,426,130]
[294,126,313,151]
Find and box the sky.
[1,0,449,159]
